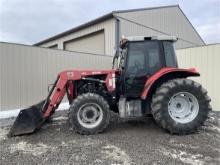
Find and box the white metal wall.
[176,44,220,111]
[1,42,219,111]
[0,42,112,111]
[115,6,204,49]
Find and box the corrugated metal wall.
[1,42,218,111]
[176,44,220,111]
[0,42,112,111]
[115,6,204,49]
[39,18,116,56]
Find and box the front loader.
[9,36,211,136]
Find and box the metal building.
[35,5,205,56]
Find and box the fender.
[141,67,200,99]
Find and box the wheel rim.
[168,92,199,124]
[77,103,103,129]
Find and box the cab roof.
[120,35,177,48]
[125,35,178,42]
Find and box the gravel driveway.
[0,111,219,165]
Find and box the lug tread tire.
[151,78,211,135]
[68,93,110,135]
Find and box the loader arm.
[9,70,117,136]
[42,75,70,119]
[40,71,82,119]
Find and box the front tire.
[151,78,211,134]
[69,93,110,135]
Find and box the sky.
[0,0,219,45]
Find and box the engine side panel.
[59,69,118,92]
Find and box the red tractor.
[9,36,211,136]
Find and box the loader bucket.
[8,100,46,137]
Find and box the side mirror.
[47,84,54,92]
[119,48,127,69]
[120,59,125,69]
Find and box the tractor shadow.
[39,110,166,137]
[107,112,166,135]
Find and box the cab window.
[163,41,177,67]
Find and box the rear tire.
[69,93,110,135]
[151,78,211,134]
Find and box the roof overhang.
[119,35,177,48]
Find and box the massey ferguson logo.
[67,72,74,78]
[92,71,101,74]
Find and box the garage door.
[64,30,105,55]
[48,44,58,49]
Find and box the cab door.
[124,41,164,97]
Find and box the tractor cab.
[113,36,178,97]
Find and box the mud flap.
[8,100,46,137]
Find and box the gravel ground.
[0,111,219,165]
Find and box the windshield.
[126,41,162,76]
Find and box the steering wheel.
[127,60,146,77]
[134,60,147,77]
[134,60,141,71]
